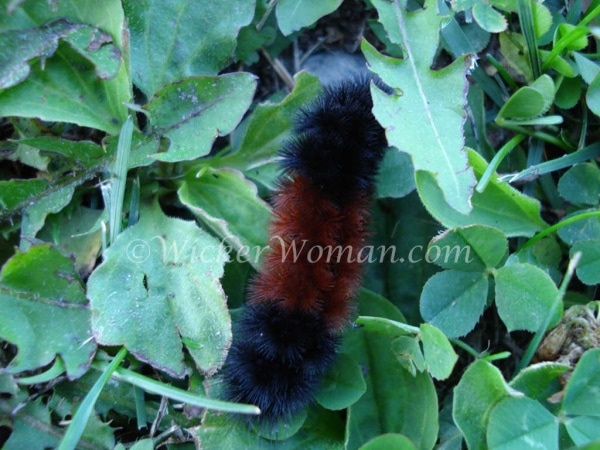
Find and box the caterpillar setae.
[222,77,389,424]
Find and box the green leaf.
[375,149,415,199]
[275,0,343,36]
[123,0,255,97]
[1,396,62,450]
[570,240,600,285]
[420,270,489,338]
[574,52,600,85]
[428,225,508,271]
[216,71,321,173]
[472,3,507,33]
[509,361,571,402]
[144,73,256,162]
[558,163,600,206]
[532,2,553,39]
[496,74,555,122]
[20,183,76,247]
[0,244,96,379]
[557,208,600,245]
[587,72,600,118]
[0,18,120,90]
[0,0,130,134]
[453,360,512,450]
[360,434,417,450]
[494,263,561,333]
[0,178,49,213]
[554,74,581,109]
[420,323,458,380]
[178,167,271,270]
[487,397,559,449]
[562,348,600,417]
[417,149,547,237]
[315,352,367,411]
[88,202,231,377]
[564,416,600,447]
[364,0,476,215]
[345,294,438,450]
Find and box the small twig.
[261,48,295,90]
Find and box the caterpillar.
[222,77,388,424]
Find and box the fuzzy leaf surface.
[365,0,476,215]
[0,245,96,379]
[88,203,231,377]
[123,0,254,97]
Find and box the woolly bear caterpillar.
[222,77,388,423]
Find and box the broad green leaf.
[360,434,417,450]
[557,208,600,245]
[215,71,321,173]
[346,293,438,450]
[123,0,255,97]
[0,178,48,214]
[0,244,96,379]
[532,3,553,38]
[364,0,476,215]
[420,270,489,338]
[587,72,600,118]
[494,263,561,332]
[315,352,367,411]
[453,360,512,450]
[558,163,600,206]
[496,74,555,121]
[510,361,571,402]
[0,0,130,134]
[144,73,256,162]
[428,225,508,271]
[21,183,76,247]
[1,396,61,450]
[552,65,581,100]
[487,397,559,449]
[88,202,231,377]
[375,149,415,199]
[416,149,547,237]
[178,167,271,270]
[419,323,458,380]
[0,18,120,89]
[573,52,600,85]
[16,137,107,169]
[472,3,507,33]
[562,348,600,417]
[571,240,600,285]
[275,0,343,36]
[564,416,600,446]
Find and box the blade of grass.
[476,134,525,193]
[518,0,542,79]
[57,347,128,450]
[109,116,133,245]
[520,210,600,251]
[90,363,261,415]
[504,141,600,183]
[133,386,147,430]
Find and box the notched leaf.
[0,18,121,90]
